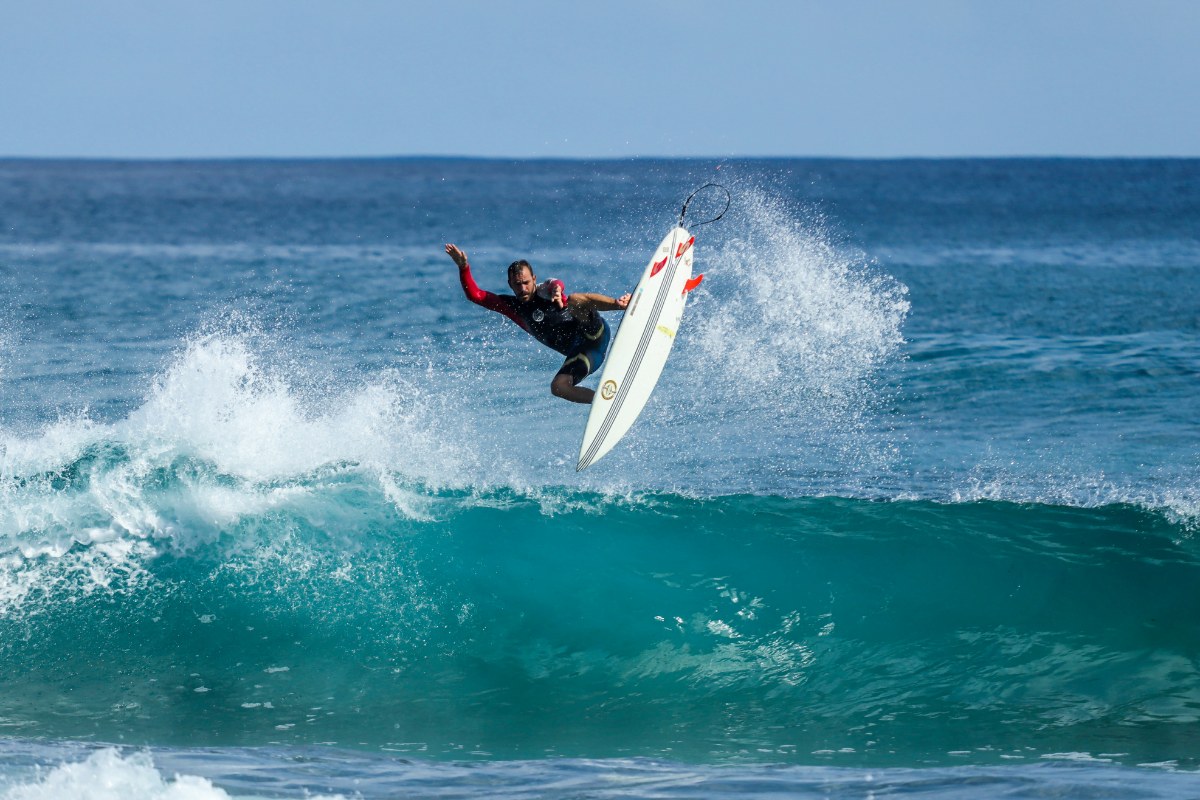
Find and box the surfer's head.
[507,260,536,301]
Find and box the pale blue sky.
[2,0,1197,158]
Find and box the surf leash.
[678,183,731,229]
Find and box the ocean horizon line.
[3,153,1200,164]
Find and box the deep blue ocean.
[1,158,1198,798]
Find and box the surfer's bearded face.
[508,267,536,301]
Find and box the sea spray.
[652,185,910,481]
[125,334,476,484]
[691,189,909,406]
[0,749,241,800]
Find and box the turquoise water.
[1,158,1198,797]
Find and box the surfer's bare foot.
[551,374,594,404]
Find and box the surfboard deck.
[577,227,695,471]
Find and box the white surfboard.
[577,227,699,471]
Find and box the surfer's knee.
[550,373,575,398]
[551,374,593,403]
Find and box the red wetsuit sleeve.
[458,263,530,333]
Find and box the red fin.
[683,274,704,294]
[650,256,668,278]
[676,237,695,258]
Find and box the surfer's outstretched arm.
[445,244,530,332]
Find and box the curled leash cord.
[678,183,731,229]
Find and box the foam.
[2,748,230,800]
[1,332,475,489]
[0,747,347,800]
[122,334,472,484]
[943,464,1200,530]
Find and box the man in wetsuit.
[445,244,631,404]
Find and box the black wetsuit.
[458,267,612,383]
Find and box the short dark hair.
[507,260,533,281]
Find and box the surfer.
[445,244,630,404]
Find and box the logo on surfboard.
[600,380,617,400]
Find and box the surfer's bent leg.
[550,319,611,404]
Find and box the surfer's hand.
[551,283,565,308]
[616,293,632,309]
[444,244,468,268]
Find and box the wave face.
[1,158,1200,784]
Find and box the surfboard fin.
[683,274,704,294]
